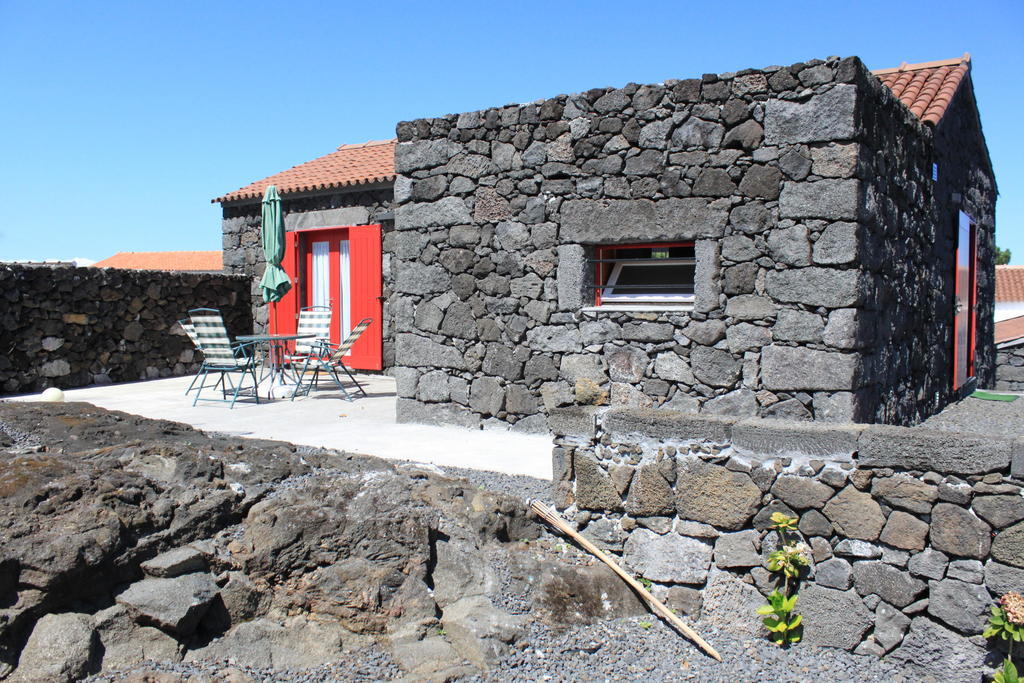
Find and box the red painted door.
[953,211,977,389]
[269,232,300,337]
[291,225,382,371]
[346,224,383,371]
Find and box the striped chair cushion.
[328,318,373,363]
[179,320,201,349]
[190,310,244,367]
[295,307,332,355]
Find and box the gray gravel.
[86,645,402,681]
[922,392,1024,438]
[463,618,906,682]
[441,463,554,503]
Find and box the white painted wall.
[996,302,1024,322]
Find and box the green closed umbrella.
[259,186,292,330]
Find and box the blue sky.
[1,0,1021,263]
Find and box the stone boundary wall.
[996,344,1024,391]
[0,264,252,394]
[550,405,1024,661]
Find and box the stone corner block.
[858,425,1011,476]
[1012,437,1024,479]
[548,406,601,439]
[604,408,735,444]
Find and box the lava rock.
[823,486,885,541]
[714,530,762,569]
[623,529,713,584]
[852,561,926,608]
[798,584,871,650]
[116,573,219,636]
[814,558,853,590]
[930,503,992,559]
[879,510,929,551]
[770,475,834,509]
[674,460,761,530]
[140,547,207,578]
[991,521,1024,568]
[888,617,988,681]
[12,612,97,682]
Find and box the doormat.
[970,390,1019,402]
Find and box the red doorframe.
[303,227,349,346]
[952,211,978,389]
[271,224,383,371]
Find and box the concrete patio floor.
[7,374,553,479]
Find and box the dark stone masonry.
[0,264,251,394]
[996,343,1024,391]
[552,405,1024,661]
[389,55,995,432]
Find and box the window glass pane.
[311,241,330,308]
[615,263,694,292]
[596,243,696,305]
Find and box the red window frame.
[594,241,695,307]
[952,212,978,389]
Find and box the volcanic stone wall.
[0,264,251,394]
[856,68,997,424]
[996,344,1024,391]
[552,405,1024,658]
[220,187,394,360]
[390,55,925,433]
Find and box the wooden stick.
[529,499,723,662]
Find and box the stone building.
[389,54,995,431]
[995,316,1024,391]
[215,140,395,370]
[217,55,995,428]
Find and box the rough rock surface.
[0,402,552,679]
[798,584,872,650]
[116,573,218,636]
[888,617,989,682]
[11,612,96,682]
[674,460,761,530]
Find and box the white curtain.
[339,240,351,340]
[311,241,330,308]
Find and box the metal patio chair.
[188,308,260,408]
[178,318,207,395]
[286,306,333,364]
[291,318,373,401]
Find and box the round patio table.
[235,333,316,399]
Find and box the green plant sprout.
[756,511,808,646]
[638,620,654,630]
[984,592,1024,683]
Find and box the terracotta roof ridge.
[336,139,397,151]
[213,140,396,204]
[871,54,970,76]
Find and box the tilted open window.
[591,242,695,309]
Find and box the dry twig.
[530,499,723,662]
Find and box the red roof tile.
[872,55,971,125]
[93,251,223,272]
[997,315,1024,346]
[213,139,396,204]
[997,266,1024,303]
